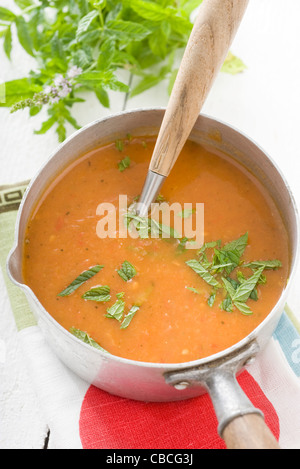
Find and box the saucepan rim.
[6,107,300,372]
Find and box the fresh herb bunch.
[0,0,246,142]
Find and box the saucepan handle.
[205,369,280,449]
[223,413,280,449]
[164,341,280,449]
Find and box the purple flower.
[58,82,72,98]
[11,66,83,112]
[67,66,82,79]
[54,74,65,87]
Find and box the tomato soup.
[23,136,289,363]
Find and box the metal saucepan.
[7,109,299,449]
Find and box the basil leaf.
[58,265,104,296]
[70,327,108,352]
[82,285,111,302]
[106,299,125,321]
[120,305,140,329]
[117,260,137,281]
[186,259,221,288]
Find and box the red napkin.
[79,370,279,449]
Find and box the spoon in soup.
[136,0,249,216]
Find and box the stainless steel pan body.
[7,109,299,442]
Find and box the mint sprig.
[0,1,245,142]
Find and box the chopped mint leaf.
[117,260,137,281]
[70,327,108,353]
[58,265,103,296]
[82,285,111,302]
[118,155,130,172]
[186,259,221,288]
[106,299,125,321]
[120,305,140,329]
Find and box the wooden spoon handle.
[222,413,280,449]
[149,0,249,177]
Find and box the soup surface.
[23,136,289,363]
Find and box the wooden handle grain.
[149,0,249,177]
[222,413,280,449]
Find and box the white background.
[1,0,300,448]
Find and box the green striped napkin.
[0,181,36,330]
